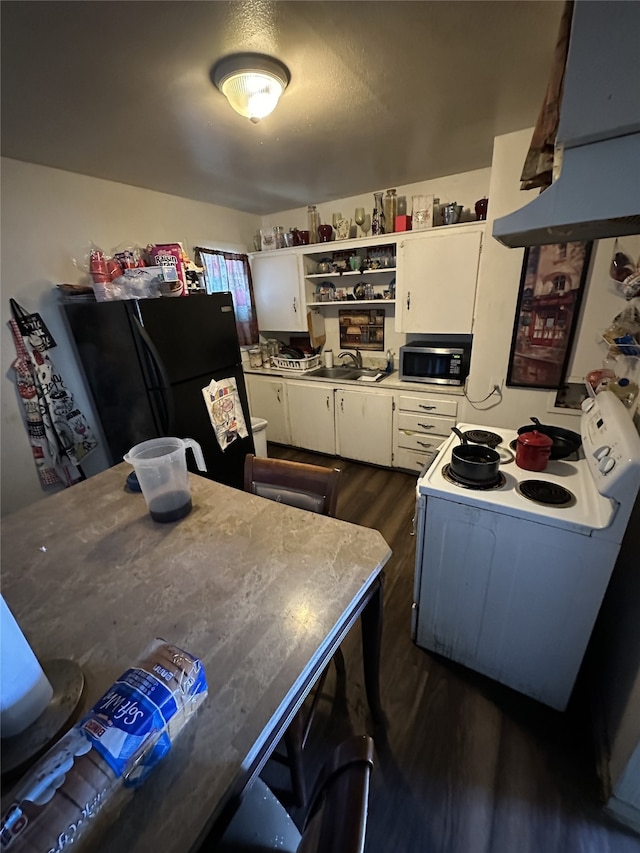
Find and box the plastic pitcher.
[124,437,206,522]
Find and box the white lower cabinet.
[335,389,393,467]
[245,375,291,445]
[393,392,458,474]
[287,381,336,455]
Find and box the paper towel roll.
[1,595,53,738]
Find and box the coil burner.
[516,480,576,508]
[442,464,506,490]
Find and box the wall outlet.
[490,376,504,393]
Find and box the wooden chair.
[244,453,341,517]
[243,453,344,806]
[212,735,375,853]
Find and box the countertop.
[1,464,391,852]
[244,366,465,395]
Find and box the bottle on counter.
[307,205,320,244]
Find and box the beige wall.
[1,158,259,516]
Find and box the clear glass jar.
[273,226,285,249]
[249,347,262,368]
[372,192,384,236]
[307,205,320,244]
[383,189,398,234]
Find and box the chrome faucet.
[338,349,363,369]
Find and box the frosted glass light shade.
[213,54,290,123]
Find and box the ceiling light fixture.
[212,53,290,123]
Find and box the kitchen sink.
[307,367,387,382]
[308,366,360,380]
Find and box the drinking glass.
[355,207,365,236]
[361,214,371,238]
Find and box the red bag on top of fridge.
[147,243,188,296]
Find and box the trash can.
[250,417,268,457]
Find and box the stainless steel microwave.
[399,335,472,386]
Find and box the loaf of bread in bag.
[1,640,207,852]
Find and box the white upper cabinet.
[250,251,307,332]
[395,227,483,334]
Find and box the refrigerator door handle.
[132,317,176,435]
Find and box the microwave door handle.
[132,317,175,435]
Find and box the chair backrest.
[243,454,341,517]
[298,735,375,853]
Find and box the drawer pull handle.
[417,423,435,430]
[419,405,436,410]
[417,441,433,448]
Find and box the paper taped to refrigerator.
[202,378,248,451]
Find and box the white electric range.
[411,392,640,711]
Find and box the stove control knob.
[593,445,611,461]
[599,456,615,474]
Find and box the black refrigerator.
[64,293,254,490]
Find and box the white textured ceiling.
[1,1,563,215]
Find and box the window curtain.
[194,248,259,347]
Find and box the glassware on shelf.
[260,228,276,251]
[474,197,489,220]
[372,191,384,236]
[383,189,398,234]
[332,212,343,228]
[307,205,320,244]
[412,194,434,230]
[361,214,371,238]
[354,207,365,237]
[273,226,285,249]
[397,195,407,216]
[318,223,333,242]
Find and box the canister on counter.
[248,347,262,368]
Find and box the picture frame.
[506,241,593,390]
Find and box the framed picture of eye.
[506,241,593,389]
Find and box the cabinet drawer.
[396,430,445,454]
[396,394,457,417]
[394,446,439,474]
[397,411,456,435]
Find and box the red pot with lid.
[515,430,553,472]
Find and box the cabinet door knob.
[293,297,298,313]
[407,291,411,310]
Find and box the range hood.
[493,0,640,248]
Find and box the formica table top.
[1,463,391,852]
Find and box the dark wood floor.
[261,445,640,853]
